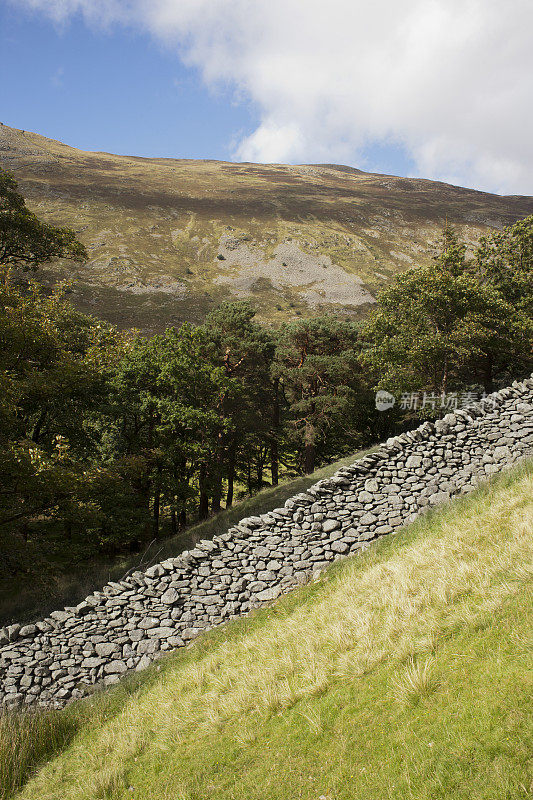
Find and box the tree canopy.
[362,218,533,398]
[0,170,87,271]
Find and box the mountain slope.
[6,460,533,800]
[1,123,532,330]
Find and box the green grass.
[0,446,377,627]
[3,459,532,800]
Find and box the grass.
[0,446,377,627]
[0,709,78,799]
[2,459,532,800]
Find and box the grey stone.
[322,519,340,533]
[95,643,117,657]
[428,491,450,505]
[136,655,152,671]
[104,660,127,675]
[18,625,37,639]
[81,657,103,668]
[138,617,160,630]
[161,588,179,605]
[256,586,281,602]
[331,541,349,554]
[181,628,201,641]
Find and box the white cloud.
[19,0,533,193]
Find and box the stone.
[104,660,127,675]
[253,546,271,558]
[181,627,201,641]
[493,445,511,461]
[322,519,340,533]
[136,655,152,671]
[330,541,349,554]
[256,586,281,602]
[138,617,160,630]
[7,624,21,640]
[95,642,118,658]
[428,491,450,505]
[161,588,179,605]
[136,639,158,655]
[81,657,103,669]
[147,627,175,639]
[145,564,166,578]
[18,625,37,639]
[49,611,70,623]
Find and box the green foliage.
[273,316,368,472]
[363,219,533,400]
[0,275,131,568]
[0,170,87,271]
[473,214,533,315]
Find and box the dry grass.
[392,656,440,705]
[8,461,533,800]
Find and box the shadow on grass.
[0,706,80,800]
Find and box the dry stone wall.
[1,377,533,709]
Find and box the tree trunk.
[170,507,177,536]
[304,420,316,474]
[226,442,236,507]
[211,431,226,513]
[179,508,187,528]
[198,463,209,520]
[270,440,279,486]
[153,465,162,539]
[483,354,495,394]
[211,482,222,514]
[31,409,47,444]
[270,379,280,486]
[247,458,253,495]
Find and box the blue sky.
[1,1,531,194]
[0,4,259,160]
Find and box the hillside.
[3,460,532,800]
[1,123,532,331]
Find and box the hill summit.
[1,123,532,331]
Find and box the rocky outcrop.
[1,377,532,709]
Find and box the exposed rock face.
[1,378,532,709]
